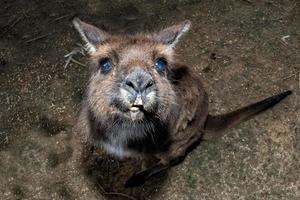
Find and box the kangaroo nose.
[125,69,153,93]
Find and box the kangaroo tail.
[202,90,292,140]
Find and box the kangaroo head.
[73,18,191,122]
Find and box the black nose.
[125,69,153,93]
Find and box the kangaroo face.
[74,18,191,122]
[88,37,176,122]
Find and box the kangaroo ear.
[153,20,191,47]
[72,18,108,54]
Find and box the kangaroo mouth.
[129,104,144,121]
[129,105,143,112]
[129,95,144,113]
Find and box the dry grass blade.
[0,15,24,37]
[63,56,72,69]
[70,58,87,67]
[64,45,87,69]
[25,33,50,43]
[54,14,71,21]
[282,69,300,80]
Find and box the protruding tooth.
[130,107,139,111]
[133,94,143,106]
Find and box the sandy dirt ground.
[0,0,299,199]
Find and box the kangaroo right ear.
[72,18,108,54]
[153,20,191,48]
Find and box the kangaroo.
[72,18,292,187]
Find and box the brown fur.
[72,18,292,187]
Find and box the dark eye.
[155,57,167,72]
[99,57,112,72]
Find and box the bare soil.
[0,0,299,200]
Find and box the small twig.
[3,16,16,28]
[104,192,138,200]
[63,56,72,69]
[64,45,87,69]
[54,14,71,21]
[25,33,50,43]
[64,47,85,58]
[0,15,24,37]
[22,10,30,18]
[70,58,87,67]
[282,69,300,80]
[281,35,290,45]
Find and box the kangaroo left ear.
[72,18,108,54]
[153,20,191,47]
